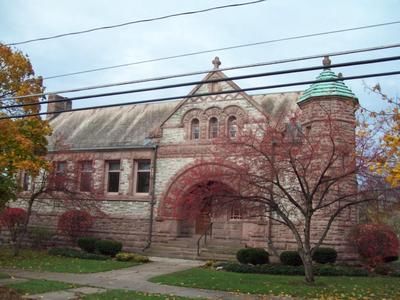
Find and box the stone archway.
[158,162,240,238]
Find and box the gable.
[160,69,265,128]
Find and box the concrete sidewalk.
[1,257,279,299]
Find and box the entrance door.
[195,204,211,234]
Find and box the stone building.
[17,57,359,261]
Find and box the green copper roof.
[298,68,357,103]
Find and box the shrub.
[220,262,369,276]
[95,239,122,257]
[77,237,98,253]
[57,210,93,242]
[280,251,302,266]
[29,227,55,249]
[0,208,27,243]
[349,224,400,267]
[48,247,108,260]
[236,248,269,265]
[312,247,337,264]
[115,252,150,263]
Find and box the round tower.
[297,56,359,261]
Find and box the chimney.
[47,94,72,120]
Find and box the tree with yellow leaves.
[0,43,51,208]
[368,84,400,187]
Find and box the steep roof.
[48,91,302,151]
[48,100,180,151]
[298,57,357,103]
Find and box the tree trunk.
[302,253,314,283]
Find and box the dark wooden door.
[195,204,211,234]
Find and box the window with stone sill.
[227,116,238,138]
[191,118,200,140]
[21,171,30,191]
[79,161,93,192]
[54,161,66,191]
[208,117,219,139]
[135,160,151,194]
[107,160,120,193]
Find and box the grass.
[150,267,400,300]
[82,290,202,300]
[6,279,79,295]
[0,248,139,273]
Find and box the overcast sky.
[1,0,399,112]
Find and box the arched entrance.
[177,180,236,237]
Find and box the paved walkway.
[0,257,284,300]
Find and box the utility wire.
[4,55,400,110]
[6,0,266,46]
[2,70,399,120]
[42,20,400,80]
[6,43,400,102]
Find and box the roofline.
[48,144,157,153]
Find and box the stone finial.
[338,72,343,79]
[212,56,221,69]
[322,56,331,69]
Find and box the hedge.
[48,247,108,260]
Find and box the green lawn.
[0,248,139,273]
[82,290,202,300]
[150,268,400,300]
[6,279,79,295]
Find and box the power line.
[6,43,400,102]
[2,70,399,120]
[4,55,400,110]
[42,20,400,80]
[6,0,266,46]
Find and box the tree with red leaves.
[162,102,385,283]
[0,208,27,255]
[57,210,94,242]
[349,223,399,268]
[10,147,103,255]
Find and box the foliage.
[349,223,399,267]
[236,247,269,265]
[312,247,337,264]
[95,239,123,257]
[219,261,369,276]
[0,43,51,206]
[28,226,55,249]
[367,86,400,187]
[0,247,137,273]
[0,208,27,244]
[150,267,400,299]
[115,252,150,263]
[77,237,98,253]
[280,251,303,266]
[57,210,94,241]
[5,279,78,295]
[48,247,108,260]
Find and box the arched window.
[208,117,219,139]
[227,116,237,138]
[191,118,200,140]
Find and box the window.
[136,160,151,193]
[79,161,92,192]
[230,203,242,220]
[208,117,219,139]
[228,116,237,138]
[54,161,66,191]
[191,118,200,140]
[22,172,30,191]
[107,161,120,193]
